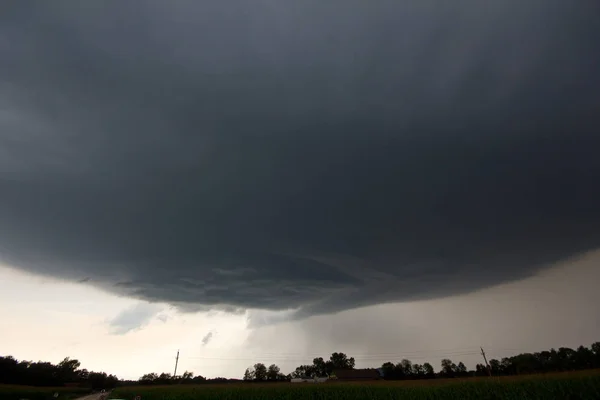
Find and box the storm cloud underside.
[1,1,599,318]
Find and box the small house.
[331,368,382,381]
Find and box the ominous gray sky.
[1,1,599,319]
[240,251,600,375]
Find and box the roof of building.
[332,368,382,380]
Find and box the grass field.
[0,384,89,400]
[109,370,600,400]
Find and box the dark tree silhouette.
[253,363,267,381]
[456,362,468,377]
[266,364,281,381]
[291,364,316,378]
[422,362,435,378]
[400,359,413,377]
[411,363,425,378]
[329,352,355,370]
[441,359,454,378]
[0,355,117,388]
[312,357,332,377]
[243,368,254,381]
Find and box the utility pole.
[173,350,180,377]
[480,347,492,377]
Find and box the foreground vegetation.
[0,384,88,400]
[110,370,600,400]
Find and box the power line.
[219,346,482,355]
[120,347,484,370]
[121,346,483,360]
[183,352,480,362]
[182,346,482,359]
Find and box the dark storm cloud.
[1,1,599,318]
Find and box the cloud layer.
[1,1,599,318]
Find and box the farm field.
[109,369,600,400]
[0,384,89,400]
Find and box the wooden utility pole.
[480,347,492,376]
[173,350,180,377]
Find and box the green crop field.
[109,370,600,400]
[0,384,89,400]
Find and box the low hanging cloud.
[1,1,599,320]
[201,332,214,347]
[107,303,164,335]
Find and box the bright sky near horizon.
[2,250,599,380]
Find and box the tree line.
[240,352,356,382]
[0,356,118,389]
[2,341,599,387]
[137,371,239,385]
[479,343,600,377]
[240,341,600,381]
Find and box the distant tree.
[422,362,435,378]
[181,371,194,382]
[381,362,396,379]
[488,359,501,375]
[267,364,280,381]
[77,369,89,382]
[475,364,487,376]
[456,362,467,376]
[291,365,316,378]
[501,358,514,375]
[329,352,355,370]
[516,353,541,374]
[253,363,267,381]
[243,367,254,382]
[394,362,406,379]
[378,359,441,380]
[57,358,81,383]
[30,362,59,386]
[0,355,119,388]
[441,359,454,377]
[140,373,158,385]
[106,374,119,389]
[81,370,116,389]
[400,359,413,377]
[312,357,332,377]
[592,342,600,368]
[412,363,424,378]
[557,347,576,371]
[574,346,594,370]
[59,358,81,371]
[156,372,172,385]
[451,363,458,374]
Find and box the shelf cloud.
[1,1,599,319]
